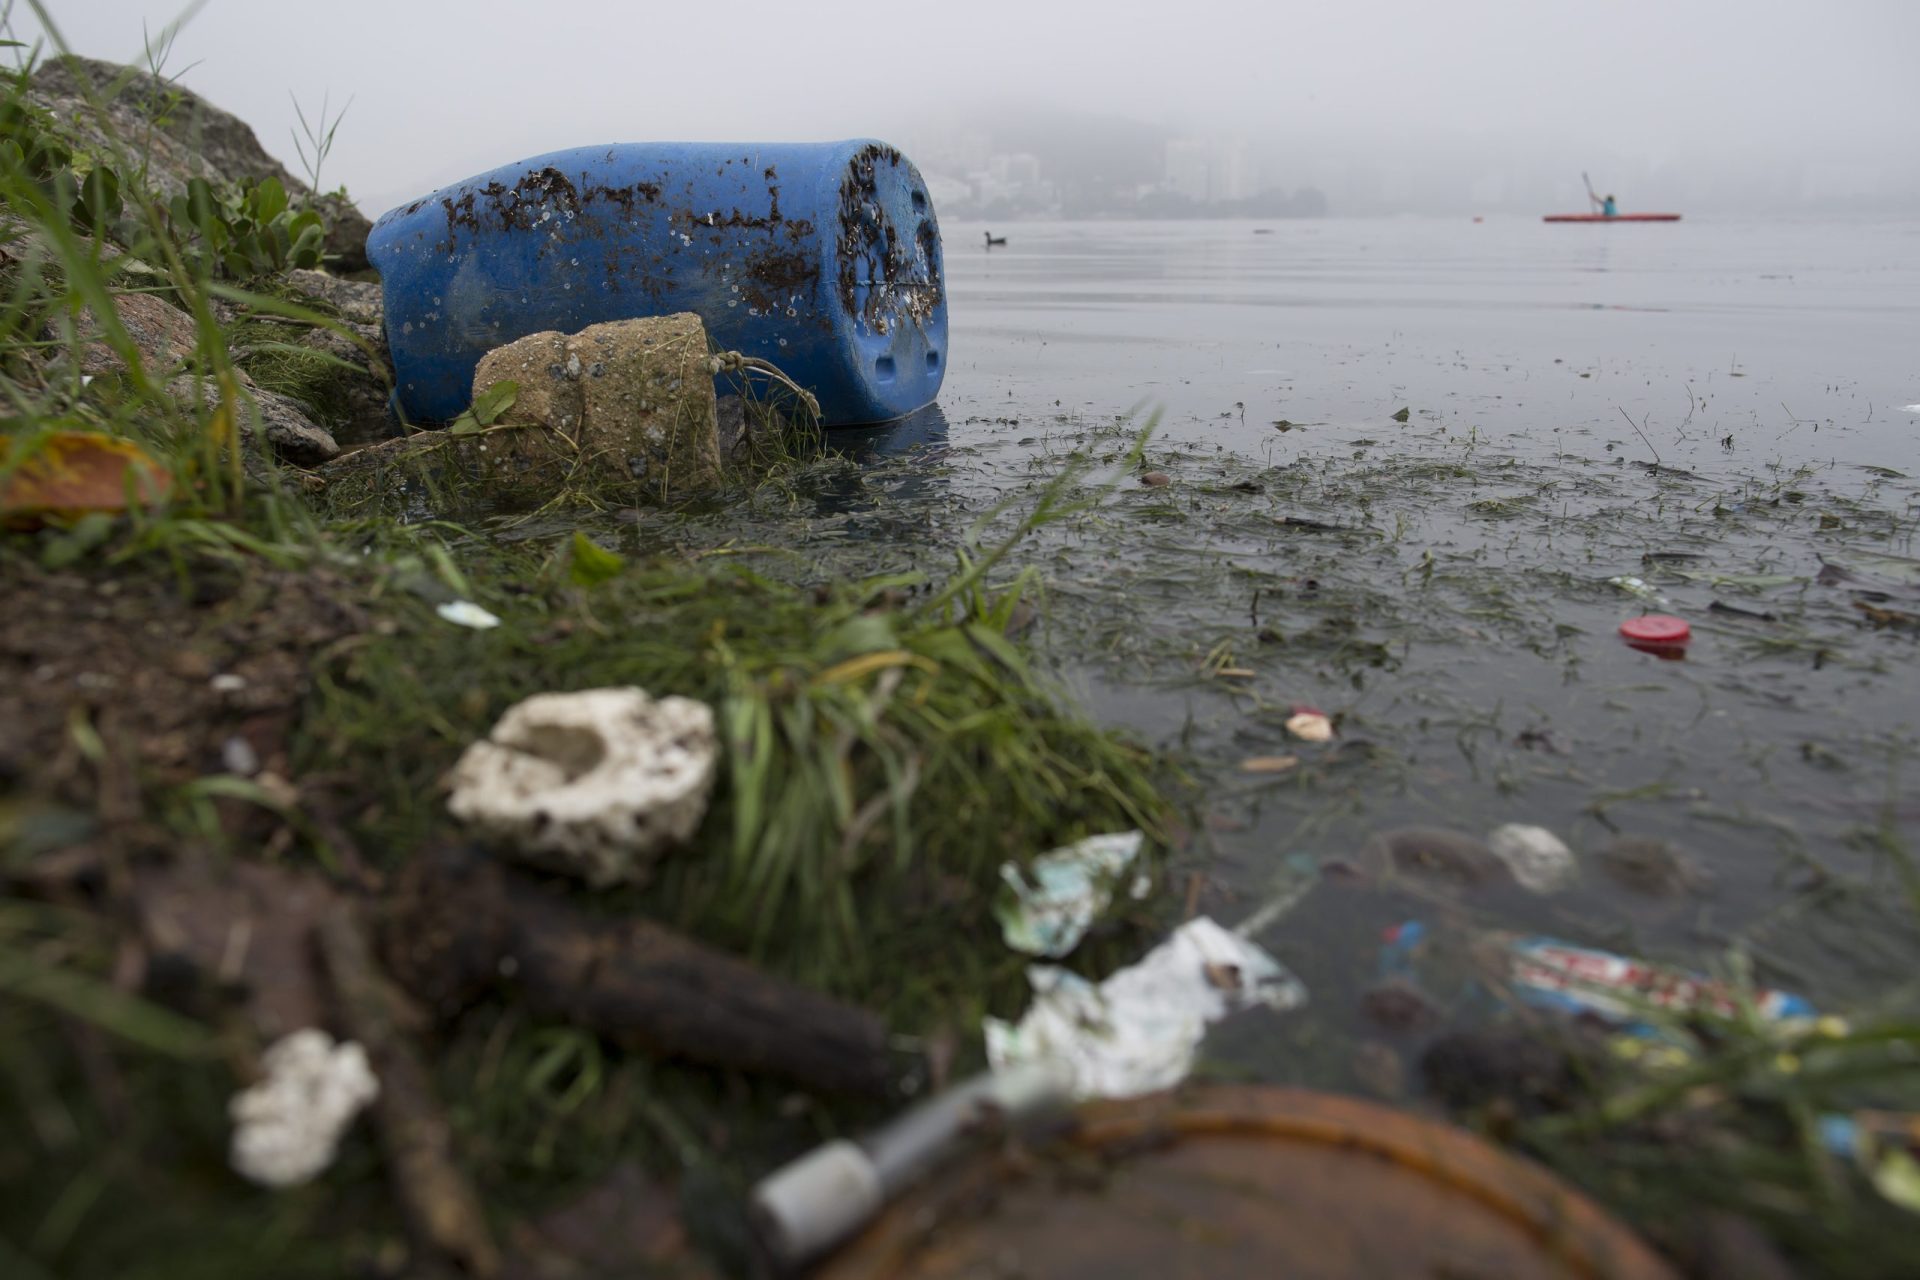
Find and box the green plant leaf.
[251,174,288,223]
[71,164,121,232]
[289,219,325,268]
[568,531,626,588]
[472,380,520,426]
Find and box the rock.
[1599,837,1712,897]
[715,393,750,457]
[446,687,718,887]
[1361,978,1438,1031]
[470,313,721,497]
[292,323,394,446]
[67,292,340,464]
[168,376,340,467]
[1360,826,1510,886]
[284,268,384,325]
[28,55,374,270]
[247,385,342,466]
[1419,1028,1604,1117]
[1486,824,1577,894]
[71,291,199,375]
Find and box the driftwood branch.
[383,852,895,1097]
[319,904,501,1278]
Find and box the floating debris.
[997,831,1147,958]
[1505,935,1815,1030]
[1487,824,1577,894]
[1606,575,1667,603]
[985,917,1305,1099]
[1285,708,1334,742]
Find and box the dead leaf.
[1,431,171,528]
[1239,755,1300,774]
[1856,601,1920,630]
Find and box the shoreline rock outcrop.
[29,54,374,271]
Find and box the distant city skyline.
[900,104,1916,221]
[16,2,1920,221]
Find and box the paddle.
[1583,171,1602,212]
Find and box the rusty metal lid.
[818,1084,1678,1280]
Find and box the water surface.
[861,216,1920,1069]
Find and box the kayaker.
[1602,193,1618,218]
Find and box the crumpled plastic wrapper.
[985,917,1306,1099]
[996,831,1147,958]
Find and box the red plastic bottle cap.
[1619,615,1690,645]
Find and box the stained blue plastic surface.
[366,140,946,427]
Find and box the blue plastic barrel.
[367,140,946,427]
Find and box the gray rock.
[72,291,199,375]
[296,325,393,446]
[1359,825,1511,886]
[715,394,750,458]
[29,55,373,270]
[247,386,341,467]
[1599,837,1712,897]
[167,377,340,468]
[284,269,384,326]
[66,291,339,466]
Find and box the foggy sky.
[15,0,1920,216]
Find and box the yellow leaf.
[813,650,938,686]
[1,432,172,528]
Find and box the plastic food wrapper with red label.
[1503,935,1816,1029]
[1378,922,1818,1035]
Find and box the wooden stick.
[318,904,501,1278]
[383,854,896,1097]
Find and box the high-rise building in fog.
[1164,138,1253,204]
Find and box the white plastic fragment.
[1285,711,1333,742]
[1487,823,1578,894]
[229,1029,379,1188]
[997,831,1145,957]
[446,686,717,886]
[984,916,1306,1100]
[436,599,501,629]
[1606,575,1668,606]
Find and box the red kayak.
[1543,213,1682,223]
